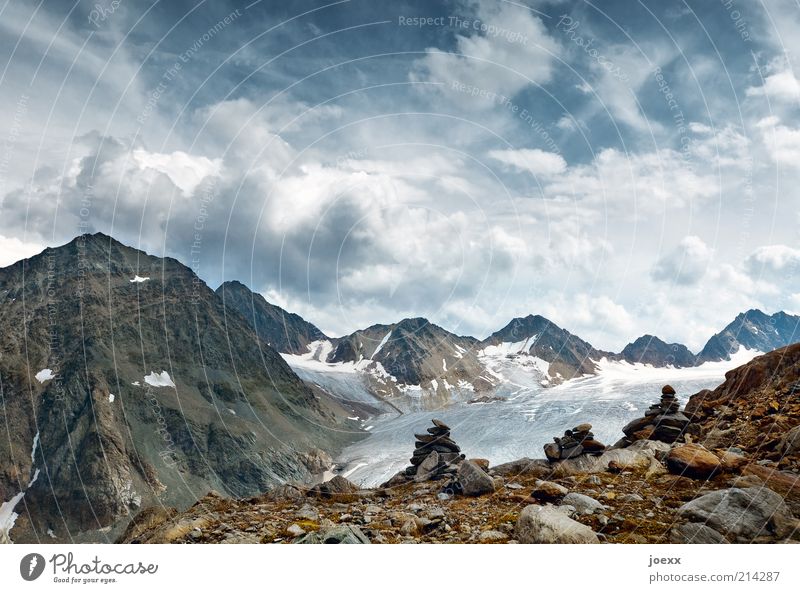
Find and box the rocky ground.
[118,345,800,545]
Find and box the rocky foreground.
[119,345,800,544]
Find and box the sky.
[0,0,799,351]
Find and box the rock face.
[675,487,797,542]
[666,444,722,479]
[515,505,599,544]
[480,315,612,382]
[216,280,328,355]
[0,233,356,542]
[697,309,800,363]
[621,385,690,444]
[685,343,800,474]
[544,423,606,461]
[618,334,697,367]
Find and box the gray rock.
[676,487,797,542]
[456,460,496,496]
[781,425,800,455]
[515,505,600,544]
[296,504,320,521]
[295,524,371,544]
[479,530,508,542]
[669,523,728,544]
[415,451,440,481]
[286,524,306,537]
[561,493,606,515]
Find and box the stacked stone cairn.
[404,419,465,481]
[543,422,606,462]
[619,384,690,444]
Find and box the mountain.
[697,309,800,363]
[617,334,697,368]
[479,314,611,381]
[0,233,358,543]
[216,280,327,354]
[328,317,491,402]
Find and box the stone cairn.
[619,384,690,444]
[544,422,606,462]
[404,419,466,481]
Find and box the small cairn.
[544,422,606,462]
[620,384,690,444]
[404,419,465,481]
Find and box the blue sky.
[1,0,799,350]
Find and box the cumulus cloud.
[488,148,567,177]
[746,69,800,103]
[651,236,713,285]
[413,2,560,103]
[745,244,800,279]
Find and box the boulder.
[669,523,728,544]
[308,475,358,498]
[489,457,552,477]
[415,451,440,481]
[295,524,371,544]
[456,460,496,496]
[676,486,797,542]
[561,492,606,515]
[515,505,600,544]
[780,425,800,455]
[666,444,722,479]
[531,480,569,502]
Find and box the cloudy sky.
[1,0,799,350]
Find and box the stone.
[561,492,606,515]
[780,425,800,455]
[296,504,320,521]
[676,487,797,542]
[666,444,722,479]
[308,475,358,497]
[515,505,600,544]
[286,524,306,537]
[669,523,728,544]
[470,458,490,471]
[531,480,569,502]
[662,384,676,395]
[295,525,371,544]
[573,423,593,432]
[544,442,561,462]
[456,460,496,496]
[416,451,440,478]
[432,419,450,431]
[479,530,508,542]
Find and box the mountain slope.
[216,280,327,354]
[479,314,611,382]
[0,233,357,543]
[697,309,800,363]
[617,334,697,367]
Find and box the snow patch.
[371,331,392,359]
[144,371,175,388]
[35,369,54,383]
[129,275,150,283]
[108,393,115,403]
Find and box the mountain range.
[1,232,799,543]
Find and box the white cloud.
[413,3,559,103]
[651,236,713,285]
[0,234,44,267]
[745,244,800,277]
[746,69,800,103]
[132,150,221,195]
[757,117,800,166]
[488,148,567,177]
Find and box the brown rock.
[469,458,490,472]
[662,384,676,395]
[530,480,568,502]
[666,444,722,479]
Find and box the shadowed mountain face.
[0,233,356,543]
[216,280,327,355]
[697,310,800,363]
[479,314,611,380]
[618,335,697,368]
